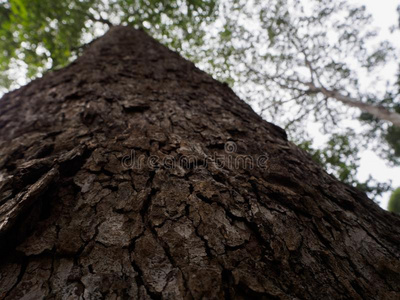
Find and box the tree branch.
[73,8,115,27]
[310,84,400,127]
[247,56,400,128]
[87,14,114,27]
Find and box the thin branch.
[87,14,114,27]
[73,8,115,27]
[261,92,307,112]
[285,99,323,130]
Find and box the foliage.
[298,131,360,184]
[0,0,217,90]
[388,188,400,213]
[297,130,391,199]
[0,0,96,87]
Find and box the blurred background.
[0,0,399,212]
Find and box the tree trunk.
[0,26,399,300]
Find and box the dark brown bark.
[0,26,399,299]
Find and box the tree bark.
[0,26,399,299]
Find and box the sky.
[348,0,400,209]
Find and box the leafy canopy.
[0,0,217,90]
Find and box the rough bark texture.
[0,26,399,299]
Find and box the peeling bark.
[0,26,399,299]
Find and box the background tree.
[207,0,399,198]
